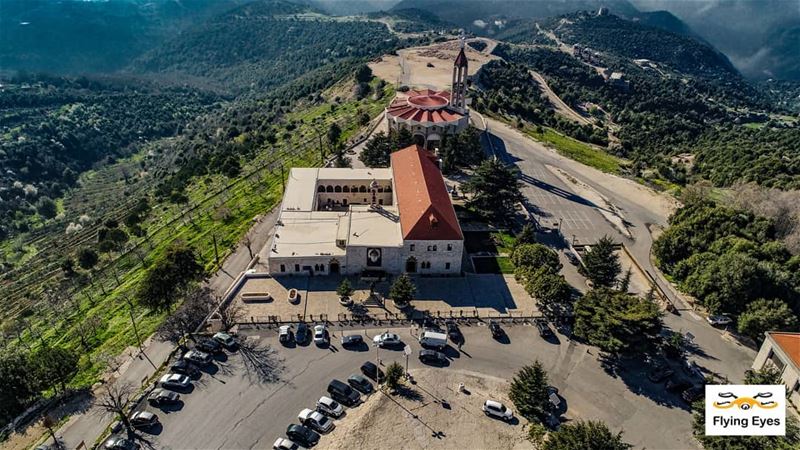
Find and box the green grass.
[472,256,514,274]
[491,231,516,255]
[488,112,628,174]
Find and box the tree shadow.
[597,352,692,411]
[395,385,424,402]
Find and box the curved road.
[477,114,754,383]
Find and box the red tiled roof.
[769,332,800,369]
[391,145,463,241]
[386,91,465,124]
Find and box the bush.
[385,362,404,390]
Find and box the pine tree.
[508,360,552,422]
[581,235,621,287]
[389,274,416,306]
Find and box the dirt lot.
[370,40,497,90]
[321,369,532,450]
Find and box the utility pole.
[212,234,220,267]
[124,296,156,370]
[280,164,285,193]
[318,132,324,163]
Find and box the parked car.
[129,411,159,429]
[682,386,704,404]
[482,400,513,421]
[273,438,300,450]
[347,374,374,394]
[373,332,401,347]
[170,359,199,377]
[445,320,462,343]
[327,379,360,406]
[313,325,328,346]
[360,361,384,381]
[683,360,704,380]
[419,330,447,349]
[296,323,309,344]
[298,408,335,433]
[647,366,674,383]
[565,252,580,266]
[316,396,344,418]
[534,318,554,338]
[104,436,138,450]
[340,334,363,347]
[286,424,319,447]
[706,315,732,326]
[666,376,693,393]
[197,338,223,354]
[419,349,447,365]
[279,326,294,344]
[488,321,504,339]
[213,332,236,348]
[148,388,180,406]
[183,349,212,366]
[159,373,191,390]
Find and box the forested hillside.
[130,1,397,92]
[478,12,800,190]
[0,0,251,74]
[0,75,215,239]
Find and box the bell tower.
[450,34,468,114]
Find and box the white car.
[183,349,212,365]
[316,396,344,418]
[213,332,236,348]
[298,408,335,433]
[313,325,328,345]
[159,373,191,390]
[272,438,300,450]
[707,315,732,326]
[482,400,514,421]
[373,332,401,347]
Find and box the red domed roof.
[386,89,465,124]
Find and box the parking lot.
[124,324,702,450]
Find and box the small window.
[320,264,325,272]
[343,185,350,192]
[433,245,437,251]
[295,264,300,272]
[410,244,415,251]
[427,245,431,251]
[379,199,384,205]
[447,244,453,251]
[446,262,451,270]
[280,264,286,272]
[334,185,342,193]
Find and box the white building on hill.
[266,145,463,277]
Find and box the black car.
[327,379,360,406]
[340,334,363,347]
[104,436,138,450]
[296,323,309,344]
[534,318,554,338]
[419,349,447,365]
[445,320,462,342]
[348,374,374,394]
[197,338,223,354]
[489,321,503,339]
[360,361,384,381]
[681,386,703,403]
[148,388,180,406]
[170,359,200,377]
[648,366,675,383]
[286,424,320,447]
[666,376,693,393]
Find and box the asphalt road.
[477,116,755,383]
[134,325,706,450]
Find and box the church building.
[266,145,464,277]
[385,40,470,151]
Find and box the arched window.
[342,185,350,193]
[359,185,367,193]
[377,186,384,192]
[326,185,334,193]
[385,185,392,193]
[317,185,325,192]
[334,185,342,193]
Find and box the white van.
[418,330,447,349]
